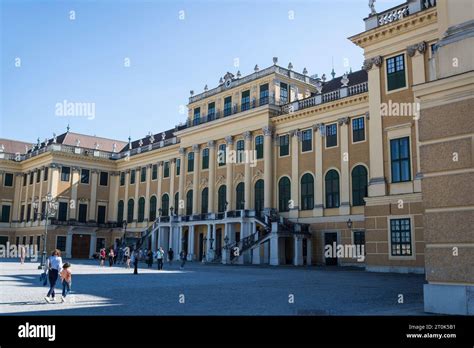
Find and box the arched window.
[117,200,124,224]
[235,182,245,210]
[161,194,169,217]
[174,192,179,215]
[149,196,157,221]
[218,185,227,212]
[236,140,245,163]
[201,188,209,214]
[325,170,340,208]
[127,199,134,223]
[352,165,368,206]
[186,190,193,216]
[255,135,264,159]
[188,152,194,172]
[254,179,264,214]
[278,177,291,212]
[300,174,314,210]
[138,197,145,222]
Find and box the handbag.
[39,270,48,286]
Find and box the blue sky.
[0,0,400,144]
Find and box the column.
[178,148,186,215]
[364,57,386,196]
[225,136,233,211]
[89,169,99,222]
[243,132,252,209]
[123,170,130,222]
[188,225,194,260]
[29,170,37,221]
[108,172,120,222]
[12,174,23,222]
[144,164,152,221]
[133,167,139,222]
[263,126,273,211]
[222,223,229,264]
[269,234,279,266]
[178,226,183,253]
[192,144,200,215]
[157,161,163,212]
[49,164,60,198]
[290,130,300,218]
[70,167,80,221]
[408,43,427,85]
[293,235,303,266]
[22,172,30,221]
[339,117,350,215]
[37,168,44,218]
[314,124,324,215]
[169,159,176,211]
[207,141,216,213]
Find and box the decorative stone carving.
[363,56,383,71]
[224,136,233,145]
[365,111,370,120]
[303,67,308,75]
[273,57,278,65]
[407,41,427,57]
[192,144,200,152]
[341,73,349,87]
[207,140,216,148]
[75,139,80,147]
[289,129,299,137]
[369,0,376,16]
[287,62,293,70]
[338,117,349,125]
[315,80,323,94]
[138,139,143,147]
[243,131,252,140]
[254,65,259,72]
[262,126,273,137]
[179,148,186,155]
[372,56,383,68]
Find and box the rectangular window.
[36,235,41,248]
[96,238,105,252]
[387,54,406,91]
[81,169,90,184]
[120,172,125,186]
[140,167,147,182]
[353,231,365,248]
[301,130,312,152]
[78,204,87,223]
[61,167,70,182]
[193,107,201,126]
[100,171,109,186]
[188,153,194,172]
[202,149,209,169]
[44,167,48,181]
[241,90,250,111]
[280,82,288,104]
[279,135,289,156]
[27,204,31,222]
[352,117,365,142]
[176,159,181,176]
[29,174,33,185]
[260,83,269,105]
[56,236,66,252]
[36,170,41,183]
[20,205,25,222]
[152,164,158,180]
[58,202,68,221]
[41,202,45,220]
[1,205,11,222]
[207,102,215,121]
[218,144,226,166]
[163,162,170,178]
[4,173,13,187]
[255,137,264,159]
[224,96,232,117]
[390,218,412,256]
[326,124,338,148]
[130,170,136,184]
[23,174,27,186]
[390,137,411,183]
[97,205,106,224]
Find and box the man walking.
[156,247,164,270]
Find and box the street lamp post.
[33,193,58,270]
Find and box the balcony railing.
[187,97,281,128]
[50,219,119,228]
[279,81,368,115]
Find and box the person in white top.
[45,249,63,303]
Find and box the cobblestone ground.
[0,259,427,315]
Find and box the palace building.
[0,0,472,314]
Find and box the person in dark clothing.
[146,250,153,268]
[108,248,115,267]
[168,248,174,266]
[180,250,187,269]
[133,249,139,274]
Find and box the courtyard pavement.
[0,258,427,315]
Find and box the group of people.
[43,249,72,303]
[98,246,131,268]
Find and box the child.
[60,262,72,302]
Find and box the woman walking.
[45,249,63,303]
[108,248,115,267]
[99,248,106,267]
